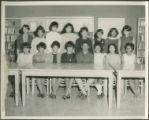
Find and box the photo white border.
[1,1,148,119]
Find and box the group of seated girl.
[14,21,137,100]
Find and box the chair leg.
[26,77,29,95]
[46,79,49,95]
[103,79,107,97]
[140,80,144,96]
[124,80,128,96]
[32,78,35,95]
[49,78,52,94]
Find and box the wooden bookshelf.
[137,18,145,64]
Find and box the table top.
[8,63,113,71]
[117,64,145,71]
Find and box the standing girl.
[61,41,77,100]
[119,25,135,54]
[105,28,119,53]
[15,24,33,60]
[75,27,93,53]
[46,21,61,53]
[31,25,46,55]
[94,29,105,52]
[61,23,78,53]
[122,43,138,96]
[33,42,48,98]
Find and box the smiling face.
[82,43,89,51]
[38,47,45,53]
[23,47,30,54]
[81,30,88,38]
[97,32,103,39]
[109,45,116,53]
[111,30,117,37]
[124,29,130,37]
[94,45,101,53]
[38,30,44,38]
[52,45,59,53]
[23,27,29,34]
[67,46,73,53]
[52,26,58,32]
[126,45,133,54]
[66,26,72,33]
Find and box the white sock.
[96,84,102,95]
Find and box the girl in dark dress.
[61,41,77,99]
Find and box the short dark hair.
[124,42,135,50]
[34,25,45,37]
[94,29,104,39]
[51,41,60,48]
[21,42,31,50]
[19,24,30,34]
[65,41,75,50]
[36,42,46,50]
[49,21,58,31]
[121,25,132,36]
[78,27,88,38]
[94,43,103,52]
[107,28,119,37]
[61,23,75,33]
[107,43,118,54]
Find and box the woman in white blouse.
[46,21,61,53]
[61,23,78,53]
[31,25,46,55]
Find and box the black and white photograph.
[1,1,148,119]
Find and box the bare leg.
[129,80,139,96]
[75,78,87,95]
[36,78,45,97]
[65,78,74,96]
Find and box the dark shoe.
[40,93,45,98]
[9,92,14,97]
[77,92,83,98]
[81,94,87,100]
[97,93,104,99]
[49,93,56,99]
[63,95,70,100]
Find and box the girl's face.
[126,46,133,54]
[82,43,89,51]
[67,46,73,53]
[23,47,30,54]
[97,32,103,39]
[52,26,58,32]
[52,45,59,53]
[23,27,29,34]
[38,47,45,53]
[81,30,88,38]
[66,26,72,33]
[109,45,115,53]
[38,30,44,38]
[124,30,130,36]
[111,30,117,37]
[95,45,101,53]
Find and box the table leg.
[117,74,121,109]
[108,74,113,109]
[22,73,26,106]
[104,78,107,97]
[15,72,19,106]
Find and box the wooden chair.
[124,79,144,96]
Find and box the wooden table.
[116,64,145,109]
[8,63,20,106]
[20,63,114,109]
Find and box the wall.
[6,5,145,39]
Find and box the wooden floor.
[5,85,145,117]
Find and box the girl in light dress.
[122,43,139,96]
[86,43,106,98]
[31,25,46,54]
[46,21,61,53]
